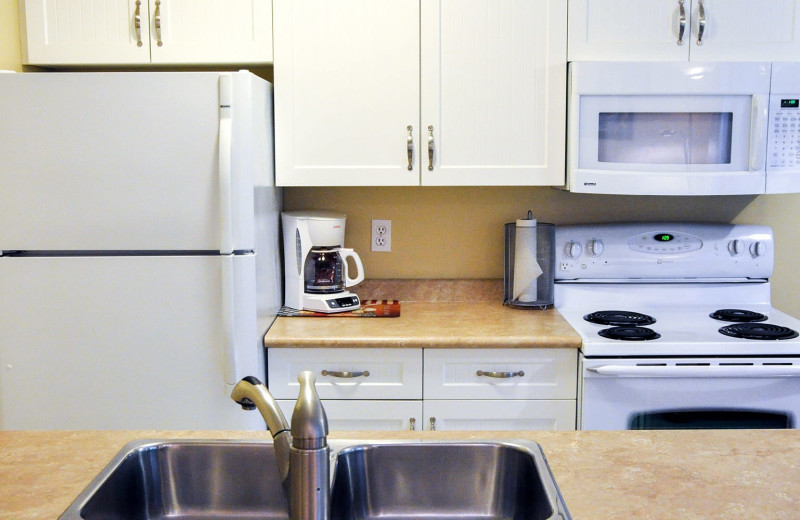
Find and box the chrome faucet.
[231,371,329,520]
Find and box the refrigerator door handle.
[221,255,237,385]
[218,74,234,255]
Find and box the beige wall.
[4,1,800,316]
[284,188,800,315]
[1,0,21,71]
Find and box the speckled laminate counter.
[264,301,581,348]
[2,429,798,519]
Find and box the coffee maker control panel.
[326,295,360,310]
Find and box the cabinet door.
[20,0,151,65]
[688,0,800,61]
[148,0,272,64]
[274,0,420,186]
[423,400,576,431]
[421,0,566,186]
[568,0,689,61]
[277,400,422,431]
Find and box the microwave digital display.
[780,99,799,108]
[654,233,674,242]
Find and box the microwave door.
[566,61,771,195]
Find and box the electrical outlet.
[371,219,392,252]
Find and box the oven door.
[580,357,800,430]
[567,61,771,195]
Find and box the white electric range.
[554,222,800,430]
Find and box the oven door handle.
[588,365,800,378]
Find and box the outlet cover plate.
[371,219,392,252]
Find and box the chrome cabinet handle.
[409,417,416,431]
[429,417,437,431]
[677,0,686,46]
[407,125,414,171]
[320,370,370,378]
[134,0,143,47]
[696,0,705,45]
[476,370,525,378]
[427,125,435,171]
[154,0,163,47]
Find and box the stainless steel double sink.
[59,439,571,520]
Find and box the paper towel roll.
[513,217,544,302]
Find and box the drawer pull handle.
[429,417,437,430]
[476,370,525,378]
[321,370,370,378]
[409,417,416,431]
[677,0,686,45]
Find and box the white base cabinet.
[277,400,421,432]
[423,400,576,431]
[268,347,577,432]
[423,349,577,431]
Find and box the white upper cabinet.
[568,0,800,61]
[274,0,421,187]
[19,0,272,66]
[274,0,567,187]
[420,0,566,186]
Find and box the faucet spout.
[232,372,330,520]
[230,376,292,496]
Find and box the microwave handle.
[750,95,767,171]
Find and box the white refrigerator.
[0,71,281,430]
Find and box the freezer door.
[0,71,271,252]
[0,255,267,430]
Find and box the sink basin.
[330,441,569,520]
[59,439,569,520]
[60,440,289,520]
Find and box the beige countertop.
[264,301,581,348]
[2,429,799,519]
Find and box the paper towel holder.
[503,214,554,309]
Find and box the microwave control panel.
[768,96,800,169]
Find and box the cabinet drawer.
[423,400,576,431]
[268,348,422,400]
[424,348,577,400]
[277,400,422,432]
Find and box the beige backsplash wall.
[0,0,22,71]
[285,188,800,314]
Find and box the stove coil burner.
[709,309,768,323]
[718,323,799,340]
[598,326,661,341]
[584,310,656,327]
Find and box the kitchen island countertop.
[264,301,581,348]
[1,429,798,519]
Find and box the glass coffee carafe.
[304,247,364,294]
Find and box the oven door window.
[629,410,793,430]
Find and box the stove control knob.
[750,241,766,257]
[727,239,744,256]
[564,241,583,258]
[587,239,604,257]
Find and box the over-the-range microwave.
[566,61,800,195]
